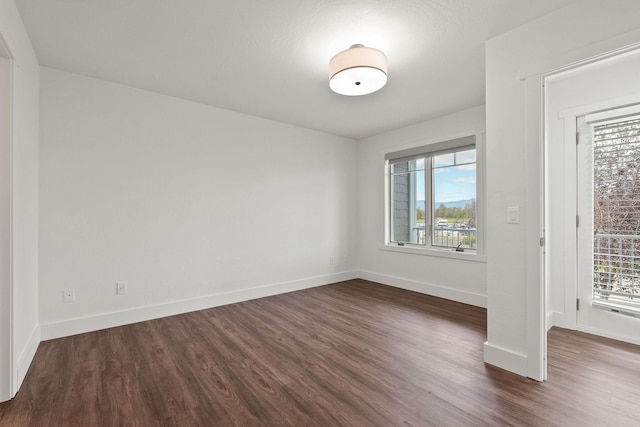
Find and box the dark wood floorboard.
[1,279,639,426]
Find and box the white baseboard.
[14,325,40,396]
[546,311,554,331]
[41,270,358,341]
[483,341,528,377]
[577,325,640,345]
[550,315,639,345]
[357,270,487,308]
[547,311,575,331]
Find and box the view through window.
[592,116,640,309]
[388,136,478,251]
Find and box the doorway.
[545,47,640,345]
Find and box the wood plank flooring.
[1,279,639,426]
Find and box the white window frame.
[382,131,485,262]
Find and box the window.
[591,116,640,310]
[385,134,482,254]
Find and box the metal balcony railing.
[594,233,640,309]
[413,225,477,250]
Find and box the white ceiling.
[16,0,575,139]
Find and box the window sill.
[379,243,487,263]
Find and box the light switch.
[507,207,520,224]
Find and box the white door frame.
[523,73,546,381]
[0,34,13,402]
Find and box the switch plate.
[507,207,520,224]
[63,289,75,303]
[116,281,128,295]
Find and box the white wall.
[0,0,40,401]
[39,68,358,339]
[485,0,640,378]
[357,105,487,307]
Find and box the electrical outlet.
[63,289,75,303]
[116,281,128,295]
[329,256,335,265]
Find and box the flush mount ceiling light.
[329,44,388,96]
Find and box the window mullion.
[409,168,417,244]
[426,156,433,248]
[388,163,394,243]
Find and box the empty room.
[1,0,640,425]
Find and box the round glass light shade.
[329,44,388,96]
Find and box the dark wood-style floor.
[1,279,639,426]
